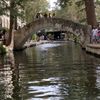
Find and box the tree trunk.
[84,0,97,26]
[14,16,17,30]
[6,0,15,46]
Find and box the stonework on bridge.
[14,18,91,50]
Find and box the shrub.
[0,44,6,54]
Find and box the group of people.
[91,25,100,43]
[35,12,55,19]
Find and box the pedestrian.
[91,26,98,43]
[97,27,100,43]
[36,13,38,19]
[52,12,55,18]
[44,13,48,18]
[40,13,43,18]
[36,13,40,19]
[48,13,51,18]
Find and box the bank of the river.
[86,44,100,56]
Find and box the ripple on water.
[27,77,69,99]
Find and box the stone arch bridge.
[14,18,90,50]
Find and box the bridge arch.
[14,18,90,50]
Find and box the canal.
[0,41,100,100]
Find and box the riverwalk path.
[86,44,100,55]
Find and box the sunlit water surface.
[0,41,100,100]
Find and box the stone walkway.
[86,44,100,55]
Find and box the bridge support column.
[80,25,91,49]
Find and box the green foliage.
[24,0,49,23]
[0,0,9,15]
[0,0,99,26]
[57,0,84,8]
[56,0,86,24]
[57,0,70,8]
[75,0,84,7]
[56,0,99,24]
[32,34,36,40]
[95,0,100,21]
[0,44,6,55]
[57,0,100,25]
[95,0,100,5]
[0,0,27,20]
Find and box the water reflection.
[0,52,21,100]
[0,52,14,99]
[0,42,100,100]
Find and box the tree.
[0,0,27,45]
[8,0,25,45]
[84,0,97,26]
[56,0,85,23]
[0,0,49,45]
[57,0,97,26]
[24,0,49,23]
